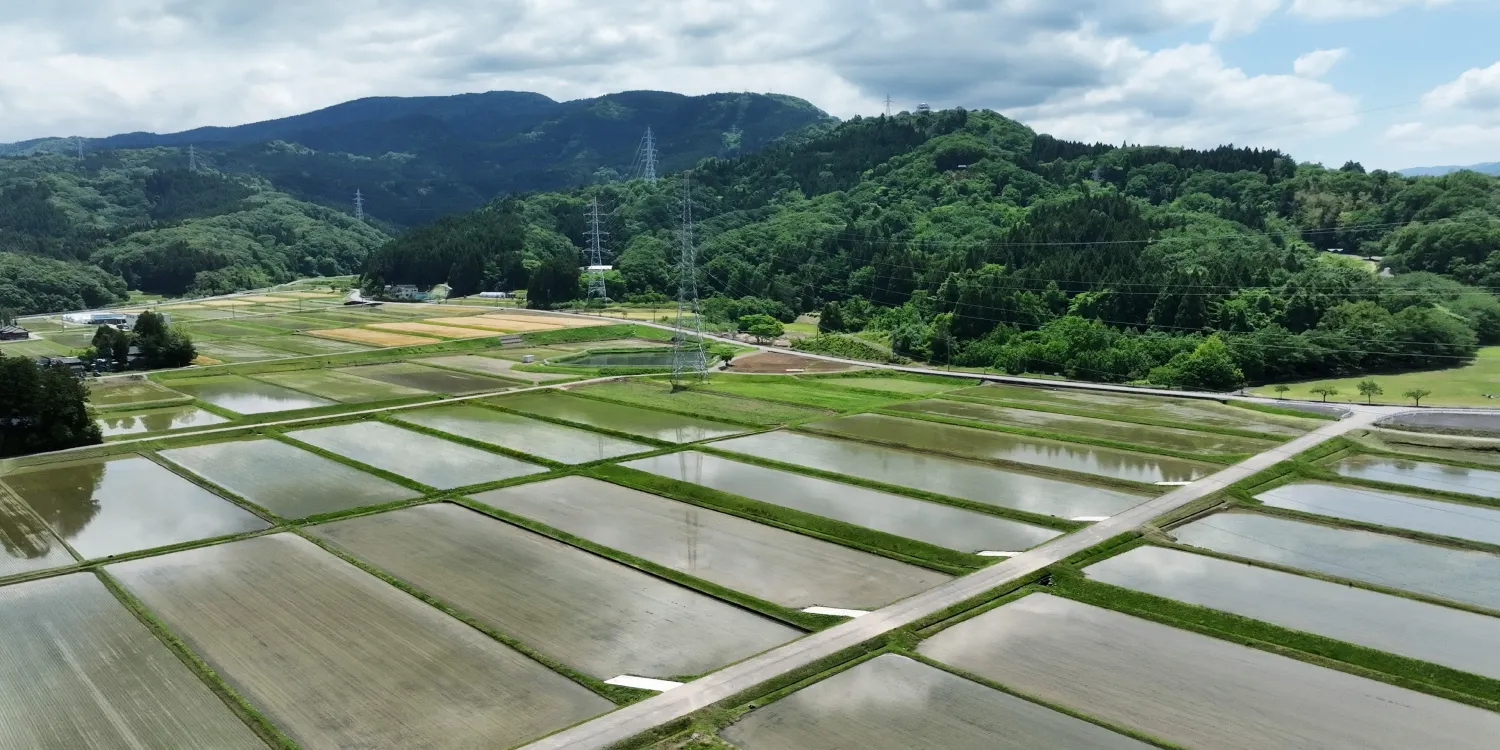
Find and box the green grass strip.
[95,570,301,749]
[1229,399,1339,421]
[936,392,1289,442]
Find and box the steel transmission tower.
[641,127,659,184]
[671,172,708,388]
[354,189,365,221]
[188,144,198,172]
[885,94,893,116]
[584,197,609,308]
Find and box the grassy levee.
[935,392,1290,442]
[587,463,981,575]
[693,444,1084,532]
[95,571,301,750]
[1049,569,1500,712]
[291,529,654,707]
[90,395,198,413]
[796,369,978,388]
[791,423,1164,494]
[1228,399,1338,421]
[451,494,836,632]
[873,407,1250,465]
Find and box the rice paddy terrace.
[4,337,1500,749]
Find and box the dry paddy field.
[391,405,653,464]
[109,534,611,749]
[425,315,559,333]
[253,369,428,403]
[367,321,498,339]
[161,439,418,519]
[418,354,573,381]
[287,422,545,489]
[308,327,439,347]
[471,476,950,610]
[339,362,518,394]
[919,594,1500,749]
[0,573,264,749]
[311,503,800,678]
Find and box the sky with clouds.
[1,0,1496,170]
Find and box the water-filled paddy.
[1333,456,1500,500]
[1174,512,1500,610]
[339,362,515,394]
[419,354,568,381]
[807,413,1213,484]
[110,534,610,749]
[255,368,429,403]
[194,340,298,362]
[1257,481,1500,546]
[1088,546,1500,680]
[171,375,335,414]
[713,431,1147,519]
[289,422,544,489]
[957,383,1317,436]
[0,573,264,749]
[497,390,745,443]
[392,405,652,463]
[471,476,950,609]
[721,653,1148,750]
[920,594,1500,750]
[161,439,417,518]
[86,379,185,407]
[312,504,799,678]
[888,399,1277,455]
[0,490,76,577]
[625,452,1061,553]
[558,350,677,367]
[4,457,267,558]
[96,405,228,437]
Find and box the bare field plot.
[577,379,829,425]
[161,439,418,519]
[289,423,544,488]
[957,383,1318,436]
[479,312,609,328]
[497,390,745,442]
[418,354,567,381]
[171,374,334,414]
[87,378,186,407]
[271,291,336,299]
[246,335,373,356]
[236,295,291,303]
[1257,481,1500,546]
[808,413,1213,484]
[110,534,610,749]
[392,405,652,464]
[490,346,574,361]
[722,653,1148,750]
[341,362,516,394]
[1174,512,1500,611]
[313,504,799,678]
[1089,546,1500,680]
[97,406,228,437]
[1333,456,1500,500]
[471,476,950,609]
[238,315,333,331]
[367,321,498,339]
[0,573,264,749]
[0,487,75,577]
[308,327,439,347]
[194,340,298,363]
[920,594,1500,750]
[256,369,427,403]
[0,338,74,357]
[822,376,969,394]
[626,452,1061,553]
[423,315,557,332]
[888,400,1278,455]
[714,431,1147,520]
[4,456,267,559]
[727,351,858,373]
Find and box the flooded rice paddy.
[170,375,334,414]
[1088,546,1500,680]
[108,534,610,749]
[806,413,1214,484]
[920,593,1500,750]
[471,476,951,610]
[96,406,228,437]
[391,405,652,463]
[338,362,516,394]
[161,439,418,518]
[313,504,799,678]
[0,573,264,748]
[3,457,267,558]
[956,383,1317,436]
[888,399,1277,455]
[0,490,77,577]
[721,653,1149,750]
[497,391,746,443]
[255,369,428,402]
[1332,456,1500,500]
[1173,512,1500,611]
[625,451,1062,553]
[289,422,544,489]
[1257,481,1500,546]
[713,431,1147,519]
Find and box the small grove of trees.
[739,314,784,343]
[0,353,101,457]
[84,311,196,370]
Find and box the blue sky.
[0,0,1495,171]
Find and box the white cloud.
[1289,0,1453,20]
[1384,121,1500,149]
[1155,0,1285,39]
[1422,61,1500,115]
[1294,48,1348,77]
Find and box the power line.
[584,197,609,309]
[354,189,365,221]
[672,172,709,388]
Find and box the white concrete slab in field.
[605,676,684,692]
[1155,481,1193,487]
[1071,516,1110,522]
[801,606,870,618]
[977,551,1019,557]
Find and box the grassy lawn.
[1252,347,1500,407]
[702,376,905,412]
[784,322,818,335]
[575,379,830,425]
[0,338,75,357]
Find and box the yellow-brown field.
[200,300,254,308]
[271,291,337,299]
[367,322,497,339]
[235,295,290,303]
[307,328,439,347]
[422,316,550,333]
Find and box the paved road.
[521,410,1381,750]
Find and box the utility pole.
[188,144,198,173]
[642,127,659,184]
[671,172,708,389]
[584,197,608,309]
[354,189,365,221]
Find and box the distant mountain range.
[1,90,835,227]
[1399,162,1500,177]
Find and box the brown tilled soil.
[727,351,861,373]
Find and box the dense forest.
[368,108,1500,389]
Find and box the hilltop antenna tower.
[671,172,709,388]
[188,144,198,172]
[354,189,365,221]
[583,197,609,308]
[642,127,659,184]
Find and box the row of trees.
[0,354,100,457]
[1274,381,1433,406]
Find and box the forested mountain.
[1401,162,1500,177]
[371,108,1500,388]
[6,91,834,227]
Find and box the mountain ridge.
[1399,162,1500,177]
